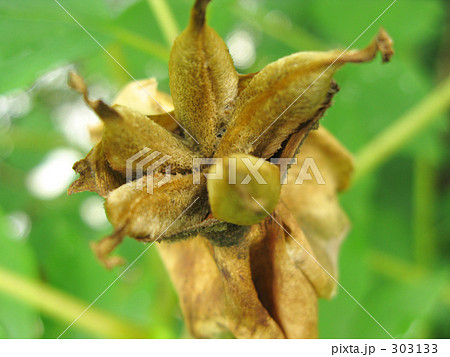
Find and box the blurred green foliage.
[0,0,448,338]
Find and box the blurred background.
[0,0,449,338]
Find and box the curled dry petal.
[169,0,239,154]
[90,232,126,270]
[217,28,394,158]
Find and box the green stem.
[232,6,327,51]
[105,43,131,86]
[0,266,147,338]
[1,12,170,62]
[4,128,64,151]
[368,251,450,307]
[105,25,170,61]
[353,74,450,182]
[413,157,437,267]
[147,0,179,46]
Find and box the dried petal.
[276,202,336,299]
[113,78,174,115]
[157,236,230,338]
[251,215,318,338]
[113,79,179,132]
[158,210,326,338]
[280,127,354,297]
[211,225,285,338]
[169,0,239,153]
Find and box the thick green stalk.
[354,75,450,182]
[0,266,147,338]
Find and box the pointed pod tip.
[191,0,212,29]
[66,184,75,196]
[68,71,119,122]
[68,71,87,96]
[95,101,120,122]
[68,74,117,124]
[376,27,394,63]
[334,28,394,65]
[90,234,126,270]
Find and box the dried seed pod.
[69,0,393,339]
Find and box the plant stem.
[353,74,450,182]
[0,266,147,338]
[232,6,327,51]
[413,156,437,267]
[106,25,170,61]
[147,0,179,46]
[368,251,450,307]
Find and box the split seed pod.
[69,0,393,338]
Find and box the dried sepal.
[216,28,394,158]
[169,0,239,153]
[157,236,230,338]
